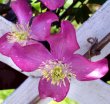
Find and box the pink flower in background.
[40,0,65,10]
[9,20,108,101]
[0,0,58,71]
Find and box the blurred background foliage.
[0,0,109,103]
[30,0,107,28]
[0,89,14,104]
[0,0,107,28]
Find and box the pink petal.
[40,0,65,10]
[0,33,13,56]
[11,0,32,24]
[47,21,79,60]
[39,77,70,102]
[31,12,58,40]
[66,54,108,81]
[10,43,52,72]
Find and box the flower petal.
[11,0,32,24]
[39,78,70,102]
[66,54,108,81]
[47,21,79,60]
[10,43,52,72]
[0,33,13,56]
[31,12,58,40]
[40,0,65,10]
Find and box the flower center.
[7,24,30,46]
[51,66,66,85]
[39,60,72,86]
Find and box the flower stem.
[84,33,110,58]
[30,95,41,104]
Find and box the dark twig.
[84,33,110,59]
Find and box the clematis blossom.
[40,0,65,10]
[0,0,58,71]
[9,20,109,101]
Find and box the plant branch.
[84,33,110,59]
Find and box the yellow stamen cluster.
[51,66,66,85]
[7,24,30,46]
[39,60,72,86]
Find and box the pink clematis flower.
[0,0,58,71]
[9,20,108,101]
[40,0,65,10]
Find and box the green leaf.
[0,89,14,103]
[64,0,73,8]
[31,0,41,12]
[0,0,8,4]
[107,81,110,84]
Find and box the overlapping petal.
[31,12,58,40]
[0,33,14,56]
[47,21,79,60]
[65,54,108,81]
[10,43,52,72]
[40,0,65,10]
[39,77,70,102]
[11,0,32,24]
